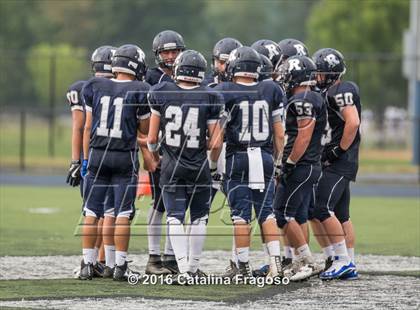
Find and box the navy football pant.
[314,170,351,223]
[274,164,321,228]
[161,182,211,223]
[224,152,276,224]
[83,148,138,219]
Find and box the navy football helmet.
[111,44,147,80]
[91,45,116,76]
[312,48,346,89]
[212,37,243,81]
[226,46,261,81]
[251,39,281,68]
[258,54,273,81]
[277,38,309,66]
[152,30,185,68]
[173,50,207,83]
[280,55,317,91]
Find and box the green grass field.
[0,185,419,303]
[0,186,419,257]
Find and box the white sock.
[147,208,163,255]
[93,247,99,263]
[236,247,249,263]
[262,243,270,264]
[104,245,115,268]
[115,251,127,266]
[231,237,238,266]
[164,223,175,256]
[296,244,312,259]
[348,248,355,263]
[167,217,188,273]
[322,245,335,259]
[188,217,207,273]
[284,246,293,259]
[82,248,96,264]
[267,240,281,257]
[332,240,349,259]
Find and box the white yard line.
[0,251,419,280]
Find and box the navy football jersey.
[148,82,222,171]
[283,90,327,165]
[145,67,173,86]
[214,80,285,157]
[324,81,361,181]
[66,80,86,111]
[82,77,150,151]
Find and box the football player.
[273,55,325,281]
[215,46,285,279]
[312,48,360,280]
[79,44,151,281]
[258,54,274,82]
[206,37,243,86]
[147,50,223,280]
[275,39,334,271]
[144,30,186,275]
[66,45,116,277]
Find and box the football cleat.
[79,260,93,280]
[319,256,355,280]
[282,259,301,279]
[324,256,334,271]
[222,260,239,279]
[290,256,323,282]
[93,262,105,278]
[281,256,293,270]
[194,269,208,278]
[102,266,114,278]
[237,261,253,278]
[113,261,140,282]
[267,256,283,279]
[339,268,359,280]
[145,255,172,275]
[253,264,269,278]
[162,254,179,274]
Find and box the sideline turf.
[0,186,419,256]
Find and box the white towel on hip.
[247,147,265,191]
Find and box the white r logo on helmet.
[293,44,306,56]
[324,54,340,67]
[288,59,301,72]
[265,44,279,61]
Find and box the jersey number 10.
[239,100,269,142]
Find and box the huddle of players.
[66,30,361,283]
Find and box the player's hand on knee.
[66,160,81,187]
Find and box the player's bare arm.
[273,120,285,162]
[207,122,223,162]
[288,118,315,163]
[83,111,92,161]
[340,105,360,150]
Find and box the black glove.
[66,160,81,187]
[210,160,221,182]
[281,161,296,182]
[325,145,346,164]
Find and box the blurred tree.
[26,44,88,107]
[306,0,409,137]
